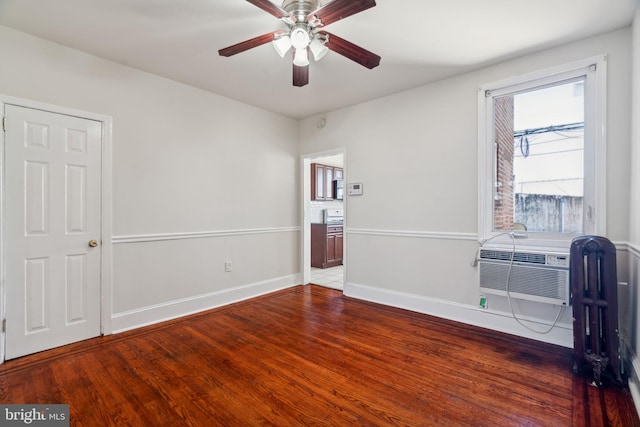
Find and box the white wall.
[627,1,640,412]
[631,5,640,246]
[0,25,301,332]
[299,28,632,347]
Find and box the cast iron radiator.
[570,235,622,386]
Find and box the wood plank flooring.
[0,285,638,426]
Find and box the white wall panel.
[347,233,479,304]
[111,230,299,314]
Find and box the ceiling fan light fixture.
[293,47,309,67]
[309,37,328,61]
[290,27,310,49]
[272,35,292,57]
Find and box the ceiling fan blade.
[293,64,309,87]
[308,0,376,27]
[246,0,295,20]
[218,31,283,57]
[321,31,380,69]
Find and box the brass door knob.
[88,240,98,248]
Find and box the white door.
[4,104,102,360]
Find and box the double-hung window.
[478,56,607,247]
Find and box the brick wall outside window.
[494,96,514,230]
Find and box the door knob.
[88,239,98,248]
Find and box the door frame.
[301,148,346,287]
[0,95,113,362]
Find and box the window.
[478,57,607,246]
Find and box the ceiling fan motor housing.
[282,0,319,22]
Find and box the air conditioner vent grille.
[479,249,546,264]
[480,262,567,300]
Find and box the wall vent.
[479,249,570,306]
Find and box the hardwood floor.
[0,285,638,426]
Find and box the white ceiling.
[0,0,636,119]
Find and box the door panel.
[325,166,333,199]
[25,161,49,234]
[327,234,336,262]
[335,234,343,261]
[4,104,102,360]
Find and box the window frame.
[477,56,607,248]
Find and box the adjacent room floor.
[310,265,343,289]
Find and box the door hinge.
[2,318,5,333]
[2,116,6,132]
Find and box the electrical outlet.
[225,260,232,272]
[479,295,488,309]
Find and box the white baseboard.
[111,274,301,333]
[628,351,640,419]
[344,282,573,348]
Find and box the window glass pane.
[493,79,585,233]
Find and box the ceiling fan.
[218,0,381,87]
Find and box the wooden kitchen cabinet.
[311,224,343,269]
[334,168,343,180]
[311,163,343,201]
[311,163,325,200]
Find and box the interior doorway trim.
[301,148,346,288]
[0,94,113,362]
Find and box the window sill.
[480,233,579,253]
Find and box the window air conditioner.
[478,249,570,306]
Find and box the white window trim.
[477,55,607,249]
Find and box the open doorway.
[302,150,345,290]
